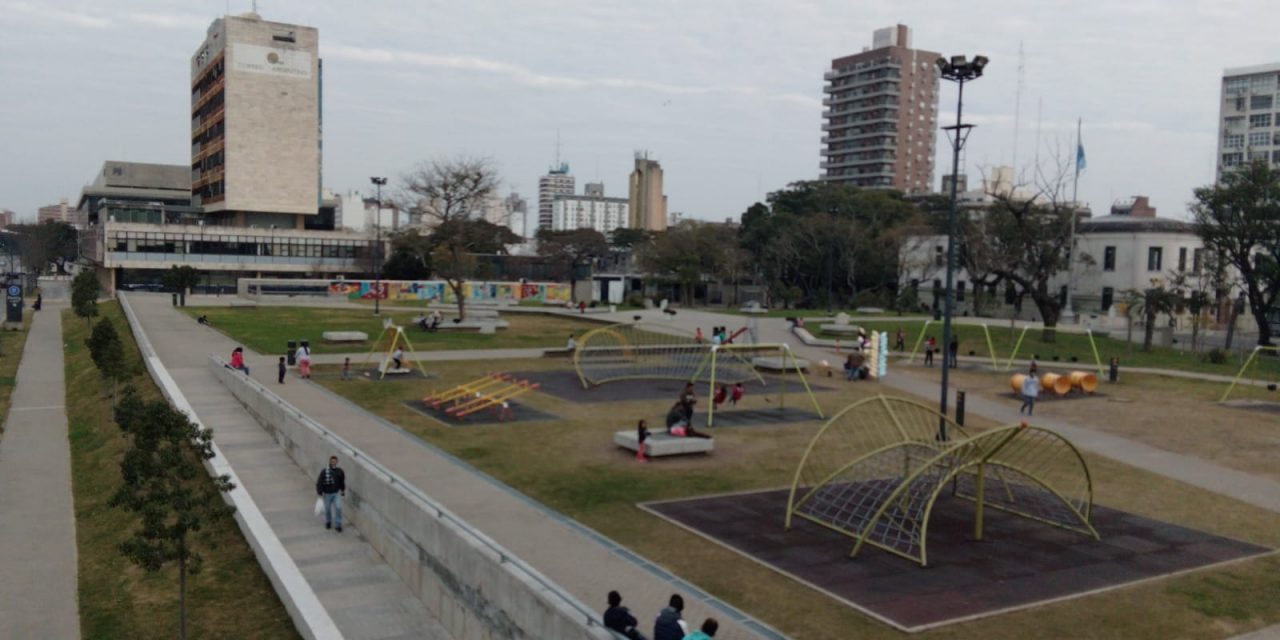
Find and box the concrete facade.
[628,154,667,231]
[37,198,78,226]
[551,194,628,234]
[192,13,320,218]
[1216,62,1280,180]
[822,24,940,193]
[537,165,574,231]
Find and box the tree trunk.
[179,551,187,640]
[1225,307,1237,351]
[1142,313,1156,352]
[450,280,466,321]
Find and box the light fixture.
[950,54,967,66]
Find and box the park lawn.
[182,305,603,355]
[0,309,32,439]
[64,303,298,640]
[726,307,900,319]
[821,318,1280,380]
[315,358,1280,640]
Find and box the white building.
[538,164,574,231]
[336,190,405,232]
[1217,62,1280,181]
[551,194,628,235]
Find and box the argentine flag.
[1076,143,1087,172]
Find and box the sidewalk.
[127,294,779,640]
[0,305,80,639]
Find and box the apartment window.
[1192,248,1204,274]
[1250,75,1276,92]
[1249,132,1271,147]
[1225,116,1245,130]
[1103,246,1116,271]
[1225,134,1245,149]
[1148,246,1163,271]
[1250,150,1269,162]
[272,31,296,43]
[957,281,966,301]
[1252,95,1274,110]
[1225,77,1248,94]
[1273,150,1280,163]
[1101,287,1114,312]
[1178,247,1187,271]
[1223,153,1244,167]
[1249,113,1272,128]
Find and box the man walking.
[316,456,346,532]
[1020,372,1040,416]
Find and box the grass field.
[817,318,1280,380]
[313,357,1280,640]
[183,306,604,355]
[64,303,298,639]
[0,310,31,440]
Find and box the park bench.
[752,356,811,372]
[322,331,368,343]
[613,430,714,457]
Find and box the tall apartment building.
[190,12,321,226]
[551,183,628,234]
[538,163,574,231]
[37,198,77,225]
[1217,62,1280,180]
[504,192,530,239]
[628,154,667,231]
[821,25,940,193]
[0,210,14,229]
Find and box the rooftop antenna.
[1012,42,1024,171]
[1033,96,1043,175]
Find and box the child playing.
[713,384,728,407]
[277,356,286,384]
[730,383,745,405]
[341,357,352,381]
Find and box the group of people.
[662,382,712,439]
[229,342,313,381]
[605,591,720,640]
[922,335,959,368]
[843,352,870,381]
[695,326,734,346]
[417,310,444,332]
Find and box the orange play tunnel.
[1012,372,1071,395]
[1069,371,1098,393]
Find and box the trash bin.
[287,340,298,366]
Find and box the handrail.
[209,355,618,637]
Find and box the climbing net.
[573,322,763,388]
[786,395,1097,566]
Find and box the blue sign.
[6,285,19,298]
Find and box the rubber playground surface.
[402,399,558,426]
[514,369,832,405]
[644,488,1272,633]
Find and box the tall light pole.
[936,54,988,441]
[371,176,388,316]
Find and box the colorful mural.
[328,280,571,304]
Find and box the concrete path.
[125,297,450,639]
[0,305,80,639]
[128,294,779,640]
[307,347,548,366]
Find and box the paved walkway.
[0,304,80,639]
[128,294,778,640]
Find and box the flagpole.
[1063,117,1082,323]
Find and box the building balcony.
[191,138,224,163]
[192,167,224,189]
[191,76,225,110]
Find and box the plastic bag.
[314,496,324,518]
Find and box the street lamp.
[370,176,388,316]
[936,53,988,441]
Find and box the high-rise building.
[821,25,940,193]
[1217,62,1280,180]
[628,154,667,231]
[190,12,321,225]
[504,192,529,239]
[37,198,77,225]
[551,183,628,235]
[0,210,14,229]
[538,163,574,231]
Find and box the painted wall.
[328,280,572,304]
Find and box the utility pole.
[370,176,388,315]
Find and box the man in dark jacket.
[652,594,687,640]
[316,456,346,532]
[604,590,644,639]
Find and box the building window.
[1225,116,1245,130]
[1251,95,1274,110]
[1148,246,1163,271]
[1193,248,1204,274]
[1250,150,1269,162]
[1223,153,1244,167]
[1249,132,1271,147]
[272,31,296,43]
[1273,150,1280,164]
[934,246,944,267]
[1178,247,1187,271]
[1249,113,1272,128]
[1225,134,1245,149]
[1101,287,1114,312]
[1224,77,1248,94]
[1103,246,1116,271]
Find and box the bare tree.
[397,157,500,320]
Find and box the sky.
[0,0,1276,224]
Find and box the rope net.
[574,322,762,387]
[786,396,1096,566]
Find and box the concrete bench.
[739,301,767,314]
[322,331,368,342]
[614,430,713,457]
[752,356,810,372]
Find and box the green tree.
[71,269,100,329]
[163,265,202,306]
[398,156,505,319]
[111,389,235,640]
[1125,283,1180,352]
[608,227,653,249]
[1193,159,1280,346]
[9,220,78,277]
[637,220,728,306]
[381,247,431,280]
[536,228,610,301]
[86,317,126,403]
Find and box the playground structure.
[363,318,431,380]
[1010,371,1097,396]
[573,321,824,427]
[907,321,1106,378]
[423,373,540,421]
[1219,345,1280,403]
[786,395,1098,566]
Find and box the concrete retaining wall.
[210,360,616,640]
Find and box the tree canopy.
[8,220,77,276]
[536,228,609,299]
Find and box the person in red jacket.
[229,347,249,375]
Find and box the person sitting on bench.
[680,382,697,423]
[665,402,711,439]
[731,382,745,405]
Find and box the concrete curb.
[118,293,342,640]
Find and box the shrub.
[1202,348,1229,365]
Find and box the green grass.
[0,310,32,439]
[314,357,1280,640]
[817,319,1280,379]
[182,306,604,355]
[724,307,897,318]
[64,303,298,639]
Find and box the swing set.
[906,320,1105,377]
[363,318,432,379]
[1218,345,1280,403]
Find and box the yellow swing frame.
[363,322,431,380]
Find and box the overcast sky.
[1,0,1276,223]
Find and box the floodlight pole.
[937,55,986,442]
[371,176,388,315]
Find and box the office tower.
[628,154,667,231]
[1217,62,1280,180]
[538,163,574,231]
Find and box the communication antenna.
[1033,96,1043,174]
[1012,42,1024,171]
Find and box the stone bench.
[614,430,714,457]
[322,331,368,342]
[752,356,810,372]
[739,301,767,314]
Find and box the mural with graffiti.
[328,280,572,304]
